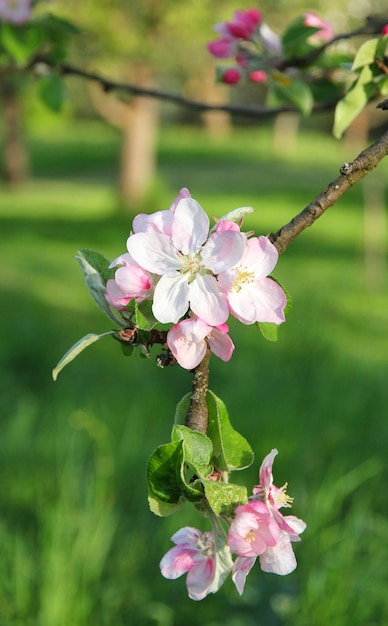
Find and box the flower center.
[273,482,294,508]
[232,265,255,292]
[179,252,203,283]
[197,531,214,556]
[245,529,256,543]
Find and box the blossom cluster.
[160,449,306,600]
[207,8,333,85]
[105,188,287,370]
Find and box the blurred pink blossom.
[167,317,234,370]
[0,0,31,24]
[304,12,334,41]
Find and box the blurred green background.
[1,1,388,625]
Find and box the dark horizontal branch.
[269,128,388,254]
[30,55,338,119]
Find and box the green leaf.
[75,250,124,326]
[0,22,42,65]
[135,299,157,331]
[172,424,213,477]
[352,38,379,70]
[281,17,320,60]
[202,481,247,517]
[378,76,388,96]
[174,392,191,425]
[78,248,115,284]
[38,74,66,112]
[257,322,278,342]
[147,441,186,504]
[207,391,254,472]
[271,72,313,115]
[333,69,375,138]
[148,492,185,517]
[52,332,113,380]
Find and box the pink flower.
[228,500,280,557]
[249,70,267,83]
[304,12,334,41]
[167,317,234,370]
[0,0,31,24]
[160,527,219,601]
[382,24,388,36]
[105,253,153,310]
[217,236,286,325]
[127,197,245,326]
[207,37,236,59]
[226,9,262,40]
[222,68,241,84]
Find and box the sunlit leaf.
[52,332,113,380]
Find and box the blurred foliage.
[0,121,387,624]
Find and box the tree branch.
[269,129,388,254]
[185,348,211,434]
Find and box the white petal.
[259,532,297,575]
[127,232,179,274]
[202,231,244,274]
[152,273,189,323]
[189,274,229,326]
[172,198,209,255]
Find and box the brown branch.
[269,129,388,254]
[29,55,337,119]
[185,348,211,434]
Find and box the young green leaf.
[75,250,124,326]
[52,332,114,380]
[352,38,379,70]
[333,68,375,138]
[207,391,254,472]
[257,322,278,342]
[0,22,42,65]
[135,299,157,331]
[147,441,186,504]
[172,424,213,477]
[202,481,248,518]
[39,74,66,112]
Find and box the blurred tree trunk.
[89,64,159,207]
[0,78,28,185]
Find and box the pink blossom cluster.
[207,8,333,86]
[0,0,31,24]
[160,449,306,600]
[106,188,286,370]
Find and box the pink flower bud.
[222,68,241,84]
[382,24,388,35]
[249,70,267,83]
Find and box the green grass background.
[1,121,387,626]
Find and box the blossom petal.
[152,273,190,323]
[259,449,278,491]
[228,277,286,325]
[132,210,174,235]
[186,557,215,601]
[202,230,245,273]
[172,198,209,255]
[127,232,180,274]
[160,545,199,579]
[167,320,208,370]
[207,328,235,362]
[259,532,297,575]
[189,274,229,326]
[232,556,257,595]
[243,236,279,278]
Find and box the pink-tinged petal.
[259,449,277,491]
[281,515,307,538]
[152,273,189,323]
[228,278,286,325]
[109,252,134,269]
[133,210,174,236]
[189,274,229,326]
[232,556,256,595]
[207,37,235,58]
[171,526,205,547]
[186,557,215,601]
[115,265,152,298]
[160,545,199,579]
[202,230,245,274]
[228,512,270,557]
[169,187,191,212]
[127,232,180,274]
[259,532,297,575]
[172,198,210,255]
[259,23,282,53]
[105,279,131,310]
[167,320,208,370]
[207,327,234,362]
[244,237,279,278]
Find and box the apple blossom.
[0,0,31,24]
[127,197,245,326]
[105,253,153,310]
[218,235,286,325]
[132,187,191,236]
[304,12,334,41]
[160,527,219,601]
[222,68,242,84]
[167,317,234,370]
